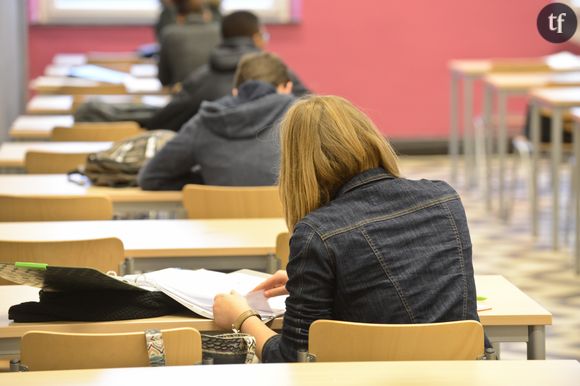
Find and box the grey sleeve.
[138,119,201,190]
[157,32,173,86]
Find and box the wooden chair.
[182,184,283,219]
[51,122,142,142]
[19,327,201,371]
[307,320,484,362]
[276,232,290,269]
[0,195,113,222]
[0,238,125,285]
[25,151,88,174]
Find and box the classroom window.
[31,0,301,25]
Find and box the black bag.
[69,130,175,187]
[74,100,161,124]
[9,289,185,322]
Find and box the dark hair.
[173,0,204,16]
[234,52,290,88]
[221,11,260,39]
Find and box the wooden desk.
[0,175,183,217]
[9,115,74,139]
[0,142,112,170]
[482,72,580,219]
[571,108,580,274]
[0,275,551,360]
[45,63,157,79]
[31,76,167,96]
[529,88,580,252]
[448,54,580,189]
[0,218,288,273]
[4,361,580,386]
[25,95,170,115]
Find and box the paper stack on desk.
[122,268,287,319]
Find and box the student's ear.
[252,32,266,49]
[232,88,238,97]
[276,81,293,95]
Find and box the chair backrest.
[0,238,124,285]
[182,184,283,219]
[0,195,113,222]
[20,327,201,371]
[276,232,290,269]
[25,151,88,174]
[308,320,484,361]
[51,122,142,142]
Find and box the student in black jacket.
[138,52,296,191]
[140,11,309,132]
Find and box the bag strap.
[145,329,166,366]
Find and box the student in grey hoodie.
[138,52,295,191]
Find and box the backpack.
[69,130,175,187]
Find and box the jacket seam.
[339,174,394,195]
[320,194,459,240]
[293,228,316,338]
[441,201,468,320]
[360,227,416,323]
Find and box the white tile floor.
[401,155,580,360]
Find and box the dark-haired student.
[141,10,309,132]
[212,96,484,363]
[157,0,220,86]
[138,52,295,190]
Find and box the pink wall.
[28,0,580,139]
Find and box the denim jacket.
[262,168,480,362]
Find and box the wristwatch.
[232,309,261,333]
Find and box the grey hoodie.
[138,80,295,190]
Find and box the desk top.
[0,218,288,258]
[530,87,580,107]
[0,274,550,341]
[25,94,169,115]
[0,142,112,168]
[31,76,166,96]
[45,63,157,78]
[3,360,580,386]
[0,174,181,203]
[10,115,74,139]
[485,72,580,91]
[449,53,580,76]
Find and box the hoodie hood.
[209,37,260,72]
[198,80,294,139]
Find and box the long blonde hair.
[278,95,400,230]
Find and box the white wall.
[0,0,27,141]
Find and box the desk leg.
[266,253,279,274]
[482,85,493,210]
[463,77,476,189]
[497,91,508,220]
[491,342,501,360]
[531,102,540,237]
[527,325,546,360]
[551,108,563,250]
[575,122,580,275]
[450,72,460,186]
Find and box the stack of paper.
[122,268,287,319]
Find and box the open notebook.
[122,268,286,319]
[0,264,286,320]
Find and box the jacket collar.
[221,37,257,49]
[336,168,395,197]
[183,14,207,25]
